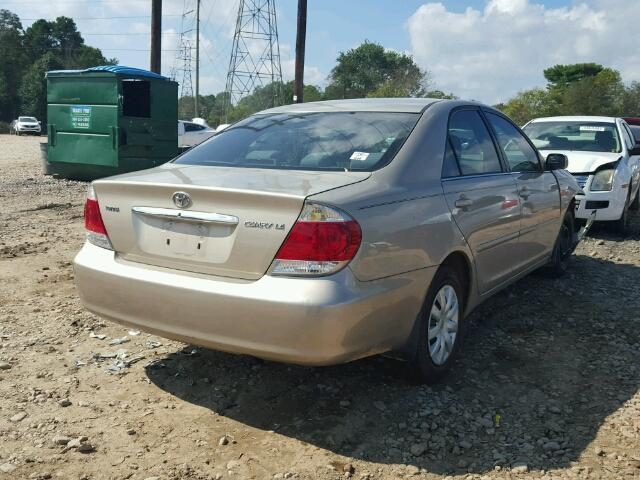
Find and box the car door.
[441,108,522,294]
[484,111,561,268]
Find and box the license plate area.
[163,220,209,257]
[132,214,235,263]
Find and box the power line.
[2,0,152,3]
[24,32,183,36]
[20,15,182,21]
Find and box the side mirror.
[545,153,568,170]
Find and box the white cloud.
[407,0,640,104]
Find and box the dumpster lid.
[47,65,169,80]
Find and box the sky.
[2,0,640,104]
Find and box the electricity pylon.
[224,0,283,118]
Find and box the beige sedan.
[74,98,582,382]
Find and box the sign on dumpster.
[71,105,92,129]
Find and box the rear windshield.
[174,112,420,172]
[523,121,621,153]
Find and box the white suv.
[524,116,640,233]
[14,116,41,135]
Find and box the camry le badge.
[245,221,285,230]
[172,191,192,209]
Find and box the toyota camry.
[74,98,583,382]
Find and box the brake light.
[84,185,112,250]
[270,203,361,276]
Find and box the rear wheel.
[408,266,466,384]
[546,209,574,277]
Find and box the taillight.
[84,185,112,250]
[270,203,361,276]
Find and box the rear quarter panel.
[310,101,474,283]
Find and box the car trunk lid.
[93,163,369,280]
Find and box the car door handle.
[454,198,473,208]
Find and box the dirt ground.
[0,134,638,480]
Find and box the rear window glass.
[174,112,420,172]
[523,121,621,153]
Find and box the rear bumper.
[74,242,434,365]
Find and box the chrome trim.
[131,206,239,225]
[572,174,589,189]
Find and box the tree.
[560,68,624,116]
[0,9,25,120]
[499,88,558,125]
[622,82,640,117]
[0,10,115,122]
[423,90,458,100]
[544,63,605,90]
[18,52,63,121]
[23,16,114,69]
[497,63,634,124]
[326,41,427,99]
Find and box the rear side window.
[485,113,541,172]
[174,112,420,172]
[447,110,502,176]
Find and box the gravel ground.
[0,134,638,480]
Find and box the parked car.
[13,116,41,135]
[523,116,640,233]
[74,99,584,382]
[178,120,216,148]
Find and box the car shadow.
[145,253,639,475]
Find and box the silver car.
[74,98,581,382]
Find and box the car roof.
[258,97,443,114]
[528,115,619,124]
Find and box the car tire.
[630,185,639,211]
[407,265,466,384]
[612,191,630,235]
[545,208,575,277]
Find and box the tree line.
[496,63,640,125]
[0,9,115,127]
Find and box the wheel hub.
[427,285,459,365]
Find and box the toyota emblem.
[172,191,192,209]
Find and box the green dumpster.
[45,66,178,180]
